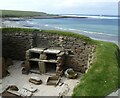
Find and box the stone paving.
[0,60,82,97]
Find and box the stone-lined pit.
[2,29,96,73]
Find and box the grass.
[2,28,120,97]
[2,28,39,33]
[2,28,95,44]
[73,41,120,97]
[2,10,58,18]
[41,30,95,43]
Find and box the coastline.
[3,16,88,21]
[2,18,119,47]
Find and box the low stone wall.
[2,30,95,73]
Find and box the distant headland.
[1,10,88,19]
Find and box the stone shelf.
[29,58,41,62]
[28,48,45,53]
[44,49,61,54]
[29,58,58,63]
[40,60,58,63]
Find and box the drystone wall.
[36,33,95,72]
[2,32,37,60]
[2,31,95,73]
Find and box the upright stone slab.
[38,62,46,73]
[0,57,8,78]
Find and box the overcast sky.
[0,0,119,15]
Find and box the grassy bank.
[2,28,38,33]
[2,28,120,97]
[73,41,120,97]
[41,30,94,43]
[2,28,94,43]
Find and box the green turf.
[72,41,120,97]
[2,28,95,44]
[40,30,94,43]
[2,28,39,33]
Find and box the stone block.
[38,62,46,73]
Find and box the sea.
[14,14,119,44]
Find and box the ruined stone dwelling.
[2,29,95,77]
[22,48,65,75]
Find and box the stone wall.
[2,30,95,73]
[36,33,95,72]
[2,32,37,60]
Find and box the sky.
[0,0,119,15]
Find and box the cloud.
[55,0,119,9]
[0,0,118,15]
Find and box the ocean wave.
[61,14,118,19]
[78,30,116,36]
[26,21,36,25]
[48,25,117,37]
[45,24,49,26]
[16,22,20,24]
[86,16,118,19]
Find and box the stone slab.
[29,48,45,53]
[30,76,41,81]
[18,88,33,97]
[7,89,21,96]
[44,49,61,54]
[23,84,37,93]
